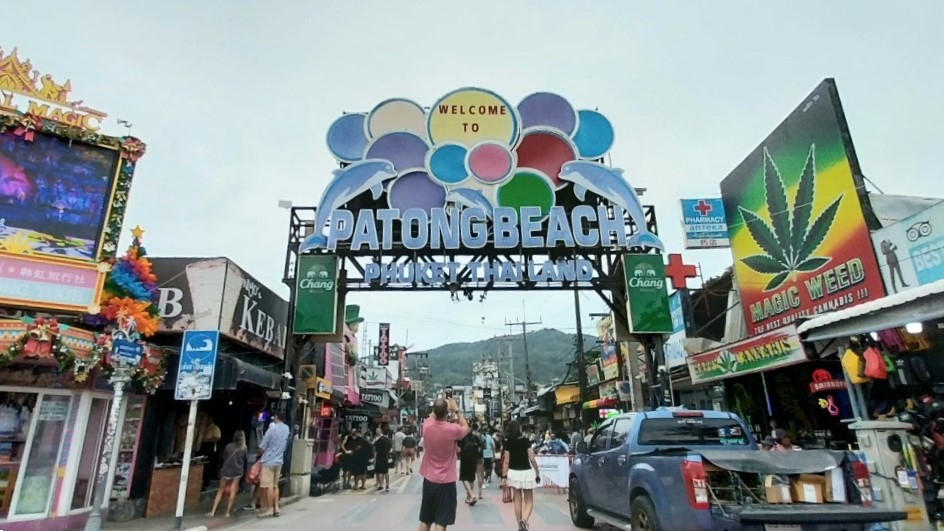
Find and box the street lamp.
[85,321,145,531]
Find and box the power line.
[505,303,542,400]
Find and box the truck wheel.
[631,495,662,531]
[568,478,595,528]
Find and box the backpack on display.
[863,346,888,380]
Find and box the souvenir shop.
[798,279,944,524]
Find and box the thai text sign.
[721,79,884,336]
[293,254,340,334]
[870,200,944,294]
[622,254,672,334]
[680,198,730,249]
[687,325,806,384]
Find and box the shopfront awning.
[554,385,580,405]
[523,405,547,416]
[582,397,617,409]
[797,278,944,342]
[161,353,282,391]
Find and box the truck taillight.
[851,460,873,507]
[681,460,709,510]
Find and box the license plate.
[764,526,801,531]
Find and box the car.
[568,408,907,531]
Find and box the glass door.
[11,394,72,518]
[0,392,38,517]
[71,398,109,510]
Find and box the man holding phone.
[417,395,469,531]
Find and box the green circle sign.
[497,169,555,220]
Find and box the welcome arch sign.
[286,88,665,333]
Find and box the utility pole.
[573,290,589,429]
[506,305,541,401]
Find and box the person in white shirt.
[393,426,407,474]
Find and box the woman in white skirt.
[500,420,541,531]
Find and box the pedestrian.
[343,429,369,489]
[500,420,541,531]
[402,428,418,474]
[340,429,354,489]
[569,423,582,451]
[417,397,469,531]
[393,425,406,474]
[257,410,290,518]
[374,425,393,492]
[760,436,776,450]
[482,429,495,486]
[206,430,247,518]
[459,422,484,505]
[773,433,801,451]
[492,430,504,483]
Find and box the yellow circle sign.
[427,88,519,147]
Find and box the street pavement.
[216,472,596,531]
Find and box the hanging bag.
[863,347,888,379]
[842,349,870,385]
[246,459,263,485]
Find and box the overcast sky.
[6,1,941,350]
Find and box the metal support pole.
[573,290,589,430]
[84,377,129,531]
[174,400,199,531]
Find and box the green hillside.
[420,329,598,389]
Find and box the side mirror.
[575,441,588,454]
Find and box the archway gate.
[282,88,676,421]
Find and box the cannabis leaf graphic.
[718,350,738,374]
[738,145,841,291]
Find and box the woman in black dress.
[501,420,540,531]
[372,425,392,492]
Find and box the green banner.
[293,255,340,335]
[622,254,672,334]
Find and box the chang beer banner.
[687,325,806,384]
[622,254,672,334]
[721,79,885,337]
[294,254,340,335]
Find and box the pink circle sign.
[467,141,515,184]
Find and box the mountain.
[421,329,598,389]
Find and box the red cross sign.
[665,253,698,290]
[693,200,713,216]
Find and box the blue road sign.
[174,330,220,401]
[679,198,730,249]
[112,339,144,368]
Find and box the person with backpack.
[401,428,418,474]
[458,422,484,506]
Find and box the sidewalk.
[96,493,302,531]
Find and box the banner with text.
[687,325,806,384]
[623,254,672,334]
[294,254,340,335]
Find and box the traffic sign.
[174,330,219,401]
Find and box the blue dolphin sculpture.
[559,160,664,250]
[301,159,398,251]
[446,188,494,219]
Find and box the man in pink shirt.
[418,397,469,531]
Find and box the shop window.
[71,398,109,510]
[12,394,72,517]
[0,392,37,517]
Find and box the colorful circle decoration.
[515,128,578,189]
[427,88,519,147]
[497,170,555,220]
[367,98,428,140]
[365,131,429,173]
[517,92,578,135]
[387,171,447,211]
[427,143,468,185]
[326,113,368,163]
[572,110,614,160]
[467,141,515,184]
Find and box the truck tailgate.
[734,505,907,525]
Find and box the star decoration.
[130,226,145,239]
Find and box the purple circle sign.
[365,131,429,172]
[387,171,447,211]
[517,92,578,135]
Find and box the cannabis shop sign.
[687,325,806,384]
[720,79,885,337]
[300,88,665,287]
